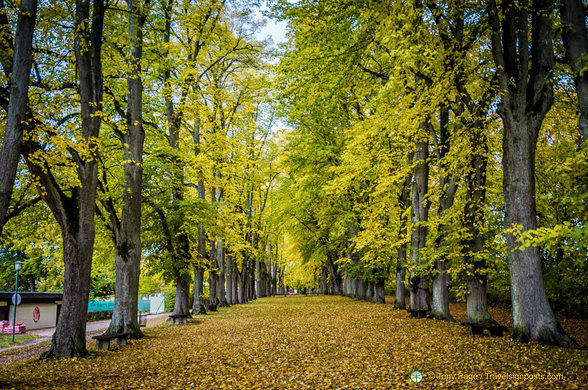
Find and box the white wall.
[149,296,165,314]
[8,303,58,330]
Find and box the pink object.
[0,323,26,334]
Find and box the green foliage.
[88,274,115,300]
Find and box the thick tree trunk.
[373,279,385,304]
[271,244,278,295]
[365,281,374,302]
[560,0,588,143]
[216,238,229,307]
[109,249,142,336]
[248,259,256,301]
[192,265,206,314]
[319,267,327,294]
[488,0,576,347]
[231,263,238,304]
[207,270,218,311]
[207,242,219,311]
[464,125,496,325]
[409,138,430,312]
[431,108,457,322]
[44,230,94,358]
[431,261,452,320]
[394,256,406,309]
[38,0,104,359]
[192,224,207,314]
[191,120,207,314]
[255,260,263,298]
[326,253,342,295]
[237,264,245,304]
[107,0,146,339]
[356,277,365,300]
[395,167,411,309]
[226,254,234,305]
[343,276,351,297]
[173,273,191,317]
[0,0,37,236]
[503,114,569,344]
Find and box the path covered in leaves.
[0,296,586,389]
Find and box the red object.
[33,306,40,322]
[0,322,26,334]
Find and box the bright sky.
[253,5,289,46]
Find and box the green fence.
[88,300,151,312]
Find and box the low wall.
[9,303,58,330]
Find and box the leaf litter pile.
[0,295,586,389]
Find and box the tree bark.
[173,271,191,317]
[191,119,207,314]
[206,241,219,311]
[192,224,207,314]
[226,253,234,305]
[559,0,588,143]
[409,137,430,312]
[488,0,577,347]
[192,264,206,314]
[34,0,105,359]
[431,108,457,322]
[326,252,342,295]
[216,238,229,307]
[394,171,411,310]
[464,124,496,325]
[0,0,37,236]
[107,0,147,339]
[374,279,385,304]
[365,281,374,302]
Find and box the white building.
[0,292,62,331]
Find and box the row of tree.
[0,0,287,359]
[273,0,586,348]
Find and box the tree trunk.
[109,248,142,336]
[365,281,374,302]
[192,121,207,314]
[326,253,342,295]
[373,279,385,304]
[488,0,576,347]
[248,259,256,301]
[464,124,496,325]
[409,138,430,312]
[237,264,245,304]
[395,168,411,309]
[216,238,228,307]
[559,0,588,143]
[173,272,191,317]
[271,244,278,295]
[44,230,94,358]
[255,260,263,298]
[107,0,146,339]
[431,107,457,322]
[0,0,37,236]
[192,265,206,314]
[319,267,327,294]
[503,113,570,344]
[226,254,234,305]
[37,0,105,359]
[207,242,219,311]
[394,256,406,309]
[356,277,365,300]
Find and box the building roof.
[0,292,63,304]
